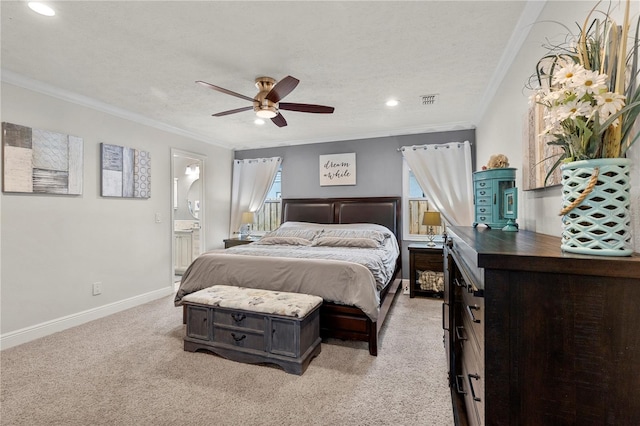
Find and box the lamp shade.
[241,212,255,224]
[422,211,441,226]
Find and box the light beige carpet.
[1,292,453,426]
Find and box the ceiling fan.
[196,76,334,127]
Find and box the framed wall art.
[2,122,83,195]
[101,143,151,198]
[522,104,562,190]
[319,152,356,186]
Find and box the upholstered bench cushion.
[182,285,323,318]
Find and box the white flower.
[553,62,585,86]
[595,92,625,122]
[556,98,594,121]
[571,69,608,97]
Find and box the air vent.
[421,94,438,105]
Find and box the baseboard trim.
[0,286,174,350]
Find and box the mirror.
[187,178,201,219]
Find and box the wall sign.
[2,122,83,195]
[319,153,356,186]
[101,143,151,198]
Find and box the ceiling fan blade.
[265,76,300,103]
[212,106,254,117]
[271,113,287,127]
[279,103,335,114]
[196,80,254,102]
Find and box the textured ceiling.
[1,1,539,150]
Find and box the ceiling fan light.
[256,108,277,119]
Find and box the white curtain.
[401,141,474,226]
[230,157,282,235]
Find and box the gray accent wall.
[235,129,476,278]
[236,130,475,198]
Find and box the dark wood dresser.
[443,226,640,426]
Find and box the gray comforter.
[174,237,398,321]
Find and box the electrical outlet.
[403,279,410,295]
[92,282,102,296]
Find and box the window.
[402,160,442,240]
[252,168,282,233]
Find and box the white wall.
[476,0,639,241]
[0,83,232,346]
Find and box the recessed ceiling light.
[386,99,399,107]
[254,119,265,125]
[28,2,56,16]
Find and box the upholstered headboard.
[281,197,401,239]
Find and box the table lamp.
[240,211,255,237]
[422,211,441,247]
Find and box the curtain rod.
[396,140,472,152]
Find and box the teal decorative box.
[473,168,516,229]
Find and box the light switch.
[155,213,161,223]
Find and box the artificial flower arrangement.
[529,0,640,184]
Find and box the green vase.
[560,158,632,256]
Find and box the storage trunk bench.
[182,285,323,375]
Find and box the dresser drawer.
[461,348,485,426]
[462,289,485,346]
[414,256,443,272]
[475,180,491,190]
[213,326,265,351]
[475,205,492,217]
[474,209,492,224]
[461,311,483,365]
[476,188,493,199]
[213,308,266,331]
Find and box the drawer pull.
[442,303,449,331]
[493,193,497,204]
[466,304,481,323]
[455,325,467,341]
[468,373,482,402]
[231,333,246,342]
[455,375,467,395]
[231,313,246,323]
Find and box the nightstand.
[408,243,444,298]
[223,236,257,248]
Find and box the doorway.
[171,149,206,286]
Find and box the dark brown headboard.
[281,197,401,239]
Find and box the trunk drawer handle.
[231,333,246,342]
[231,313,246,323]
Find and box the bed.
[175,197,402,355]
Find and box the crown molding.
[474,0,547,123]
[1,69,229,149]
